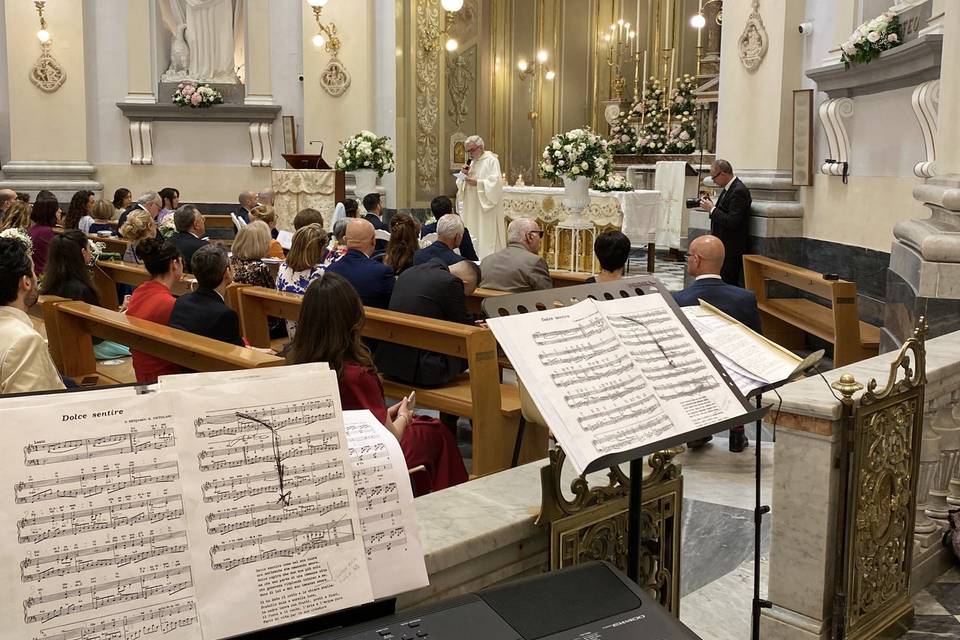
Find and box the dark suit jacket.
[169,288,244,346]
[709,178,752,258]
[673,277,762,334]
[412,240,465,267]
[325,249,395,309]
[364,213,388,252]
[170,232,208,272]
[235,207,253,224]
[375,259,472,386]
[421,221,479,261]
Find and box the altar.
[271,168,346,231]
[501,186,660,273]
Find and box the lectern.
[273,153,346,231]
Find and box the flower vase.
[352,169,377,199]
[562,175,592,228]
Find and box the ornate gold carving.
[536,447,683,614]
[415,0,441,196]
[30,41,66,93]
[836,319,927,639]
[446,48,475,130]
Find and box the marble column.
[916,423,943,548]
[926,408,960,520]
[0,0,101,198]
[887,3,960,347]
[689,0,807,266]
[125,0,155,104]
[244,0,273,106]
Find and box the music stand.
[282,153,332,170]
[482,277,769,584]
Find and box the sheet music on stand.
[0,364,427,640]
[487,289,760,475]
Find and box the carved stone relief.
[738,0,768,72]
[320,57,352,98]
[446,48,476,130]
[415,0,441,197]
[30,41,66,93]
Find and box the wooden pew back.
[92,260,196,310]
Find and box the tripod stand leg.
[627,457,643,583]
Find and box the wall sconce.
[421,1,464,54]
[517,50,555,123]
[34,1,50,42]
[308,0,341,55]
[30,0,65,93]
[690,0,723,29]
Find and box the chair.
[420,232,438,248]
[374,228,391,242]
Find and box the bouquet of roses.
[539,127,612,183]
[636,78,669,154]
[607,111,639,155]
[173,83,224,108]
[159,215,178,239]
[0,228,32,255]
[840,12,902,68]
[335,130,396,177]
[592,173,634,192]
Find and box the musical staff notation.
[23,427,175,466]
[201,459,345,503]
[36,599,199,640]
[14,461,179,504]
[197,431,341,471]
[193,398,336,438]
[205,488,350,535]
[17,494,183,543]
[209,518,356,571]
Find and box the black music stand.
[482,277,769,585]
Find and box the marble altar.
[271,169,343,232]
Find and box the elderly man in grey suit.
[479,218,552,292]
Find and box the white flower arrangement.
[607,110,639,155]
[592,173,633,193]
[159,215,178,239]
[665,74,698,154]
[335,130,396,177]
[0,228,32,255]
[635,77,669,154]
[840,12,901,68]
[539,127,612,183]
[172,83,224,108]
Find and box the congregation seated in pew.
[421,195,478,261]
[27,191,60,274]
[124,238,185,383]
[585,230,631,284]
[64,190,95,233]
[120,209,158,264]
[0,200,32,234]
[363,193,389,253]
[413,214,467,267]
[112,188,132,219]
[169,244,244,347]
[326,218,395,309]
[383,212,420,275]
[118,191,161,231]
[158,187,180,224]
[87,200,118,236]
[287,272,468,495]
[293,207,325,231]
[231,221,277,289]
[249,204,285,257]
[0,236,65,394]
[479,217,551,292]
[170,204,208,270]
[276,223,328,339]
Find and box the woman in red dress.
[124,237,185,383]
[288,272,468,495]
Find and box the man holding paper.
[457,135,504,258]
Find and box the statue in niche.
[159,0,244,84]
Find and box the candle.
[642,50,648,95]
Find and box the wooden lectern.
[273,153,346,231]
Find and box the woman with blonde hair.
[87,200,118,236]
[275,223,327,338]
[249,204,285,259]
[119,209,157,264]
[383,212,420,275]
[0,201,32,232]
[230,220,274,289]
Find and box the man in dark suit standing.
[674,234,761,452]
[699,159,751,286]
[413,214,466,267]
[169,244,244,346]
[420,196,479,261]
[325,218,395,308]
[169,205,208,272]
[362,193,388,253]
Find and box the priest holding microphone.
[457,135,504,258]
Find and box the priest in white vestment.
[457,135,504,258]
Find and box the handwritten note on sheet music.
[488,295,746,473]
[0,392,201,640]
[169,371,373,639]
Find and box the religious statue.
[159,0,245,84]
[738,0,768,72]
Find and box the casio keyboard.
[303,562,700,640]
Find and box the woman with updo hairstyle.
[112,188,132,217]
[288,272,468,495]
[383,212,421,275]
[27,190,61,274]
[125,237,185,382]
[119,209,157,263]
[87,200,118,236]
[248,205,285,258]
[0,201,32,232]
[343,198,359,218]
[64,190,95,232]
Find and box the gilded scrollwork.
[446,48,475,130]
[415,0,441,197]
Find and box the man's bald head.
[345,218,376,256]
[0,189,17,212]
[687,235,725,278]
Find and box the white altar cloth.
[501,186,660,246]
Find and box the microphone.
[465,158,472,168]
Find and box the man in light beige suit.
[479,218,552,293]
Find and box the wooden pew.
[743,254,880,367]
[233,285,540,475]
[203,214,237,232]
[41,297,283,381]
[466,287,509,317]
[91,260,196,310]
[549,270,593,287]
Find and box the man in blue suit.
[413,214,467,267]
[421,196,479,261]
[326,218,395,308]
[673,234,761,452]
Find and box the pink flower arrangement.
[172,82,224,109]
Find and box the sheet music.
[167,370,373,639]
[0,392,202,640]
[343,410,428,598]
[488,294,747,473]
